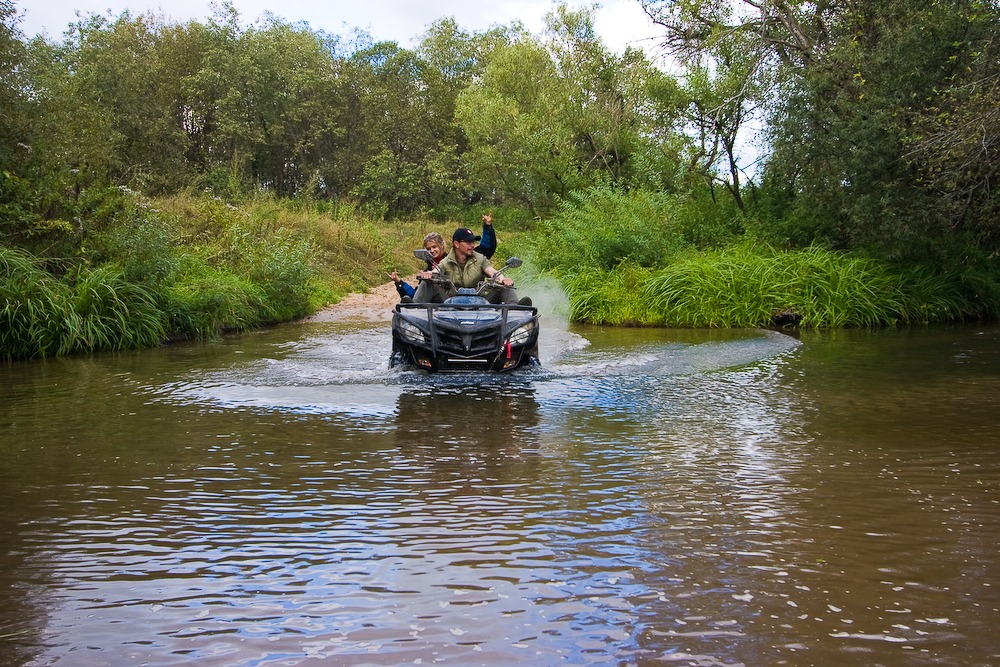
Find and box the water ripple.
[4,325,1000,666]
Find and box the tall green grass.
[1,246,78,359]
[6,187,461,358]
[637,244,973,328]
[166,257,271,339]
[85,187,180,285]
[4,189,336,357]
[213,221,316,321]
[150,194,328,336]
[161,192,411,299]
[562,263,659,325]
[2,248,166,359]
[71,264,167,350]
[527,185,995,328]
[7,184,995,360]
[554,243,987,328]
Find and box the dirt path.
[297,281,401,323]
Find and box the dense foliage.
[642,0,1000,260]
[2,0,999,358]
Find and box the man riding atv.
[413,227,529,306]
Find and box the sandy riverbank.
[296,281,402,323]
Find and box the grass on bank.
[5,185,999,360]
[1,190,363,359]
[1,188,517,360]
[560,244,995,328]
[527,187,999,328]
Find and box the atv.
[389,252,540,373]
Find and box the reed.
[640,245,905,327]
[0,246,77,359]
[70,264,167,351]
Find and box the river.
[1,310,998,666]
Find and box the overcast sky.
[17,0,664,57]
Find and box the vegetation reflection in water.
[1,324,999,666]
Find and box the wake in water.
[153,298,799,417]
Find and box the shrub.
[165,257,272,339]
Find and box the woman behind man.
[412,226,519,305]
[390,213,497,300]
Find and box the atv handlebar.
[475,276,515,295]
[417,273,454,286]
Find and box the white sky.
[16,0,665,57]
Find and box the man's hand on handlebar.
[418,269,450,283]
[481,275,513,289]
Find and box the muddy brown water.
[1,314,999,666]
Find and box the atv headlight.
[398,319,427,344]
[507,320,536,347]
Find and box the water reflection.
[2,324,999,665]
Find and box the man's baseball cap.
[452,227,481,243]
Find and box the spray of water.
[515,273,589,364]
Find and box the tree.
[0,0,46,250]
[668,49,758,209]
[906,2,1000,253]
[0,0,26,158]
[457,35,574,213]
[645,0,1000,261]
[47,11,196,190]
[181,8,343,197]
[766,0,1000,259]
[457,4,682,213]
[339,41,464,216]
[642,0,794,208]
